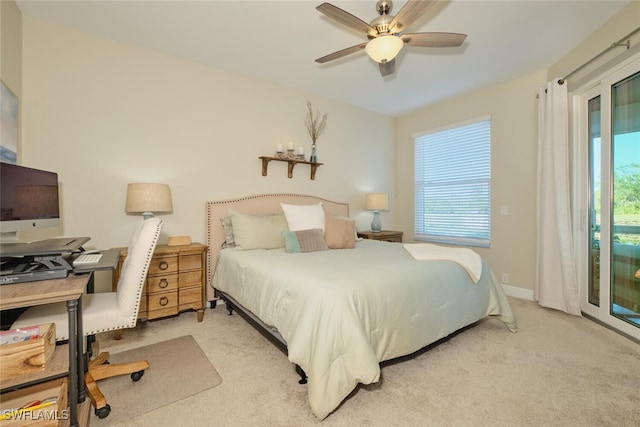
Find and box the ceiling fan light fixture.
[365,35,403,63]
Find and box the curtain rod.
[558,25,640,85]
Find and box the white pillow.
[280,203,325,233]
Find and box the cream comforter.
[212,239,517,419]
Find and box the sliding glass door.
[575,55,639,341]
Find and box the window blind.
[414,118,491,247]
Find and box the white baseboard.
[502,284,534,301]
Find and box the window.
[414,116,491,247]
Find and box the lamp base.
[371,211,382,233]
[142,212,155,220]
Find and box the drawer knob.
[159,260,169,270]
[159,296,169,306]
[159,278,169,288]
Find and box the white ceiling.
[16,0,630,117]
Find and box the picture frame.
[1,80,18,164]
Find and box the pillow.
[325,216,356,249]
[220,216,235,248]
[333,215,362,241]
[282,229,327,253]
[280,203,325,234]
[229,210,289,250]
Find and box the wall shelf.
[259,156,324,180]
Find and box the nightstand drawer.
[148,256,178,275]
[179,270,201,287]
[147,274,178,293]
[139,293,147,314]
[147,291,178,319]
[179,254,202,271]
[179,287,202,308]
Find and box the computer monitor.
[0,163,61,242]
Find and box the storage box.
[0,324,55,382]
[0,378,67,426]
[167,235,191,246]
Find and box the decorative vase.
[310,143,317,163]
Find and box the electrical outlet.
[501,273,510,284]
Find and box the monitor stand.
[0,231,24,244]
[0,255,70,285]
[0,237,90,257]
[0,237,90,285]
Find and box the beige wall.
[548,1,640,84]
[12,2,639,297]
[394,1,638,296]
[19,16,396,256]
[396,71,545,294]
[1,0,22,162]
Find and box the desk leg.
[66,299,79,427]
[76,296,86,403]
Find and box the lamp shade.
[364,193,389,211]
[365,35,404,63]
[125,183,173,219]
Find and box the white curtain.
[535,79,581,315]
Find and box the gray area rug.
[91,335,222,426]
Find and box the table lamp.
[364,193,389,233]
[125,183,173,220]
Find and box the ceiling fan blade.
[316,2,377,37]
[389,0,438,33]
[379,59,396,77]
[315,42,368,64]
[400,32,467,47]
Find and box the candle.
[298,146,304,155]
[276,144,284,153]
[287,142,294,150]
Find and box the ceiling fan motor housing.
[371,0,395,37]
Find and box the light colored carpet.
[90,335,221,426]
[95,298,640,426]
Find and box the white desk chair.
[12,218,163,419]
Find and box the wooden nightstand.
[112,242,208,326]
[357,230,403,243]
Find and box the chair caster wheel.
[131,370,144,381]
[95,404,111,419]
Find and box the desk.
[0,274,88,427]
[1,248,119,425]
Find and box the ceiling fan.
[315,0,467,77]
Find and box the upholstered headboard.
[205,193,349,301]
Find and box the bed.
[206,193,517,419]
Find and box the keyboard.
[73,253,103,266]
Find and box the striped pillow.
[282,229,327,253]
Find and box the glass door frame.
[572,53,640,341]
